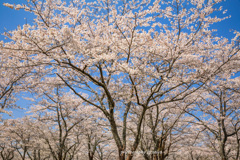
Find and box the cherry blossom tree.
[137,102,192,160]
[183,78,240,160]
[0,0,240,159]
[0,86,116,160]
[0,117,41,160]
[28,86,113,160]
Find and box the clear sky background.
[0,0,240,118]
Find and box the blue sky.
[0,0,240,118]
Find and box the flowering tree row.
[0,0,239,159]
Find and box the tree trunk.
[118,147,125,160]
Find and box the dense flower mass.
[0,0,239,160]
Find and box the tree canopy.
[0,0,239,160]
